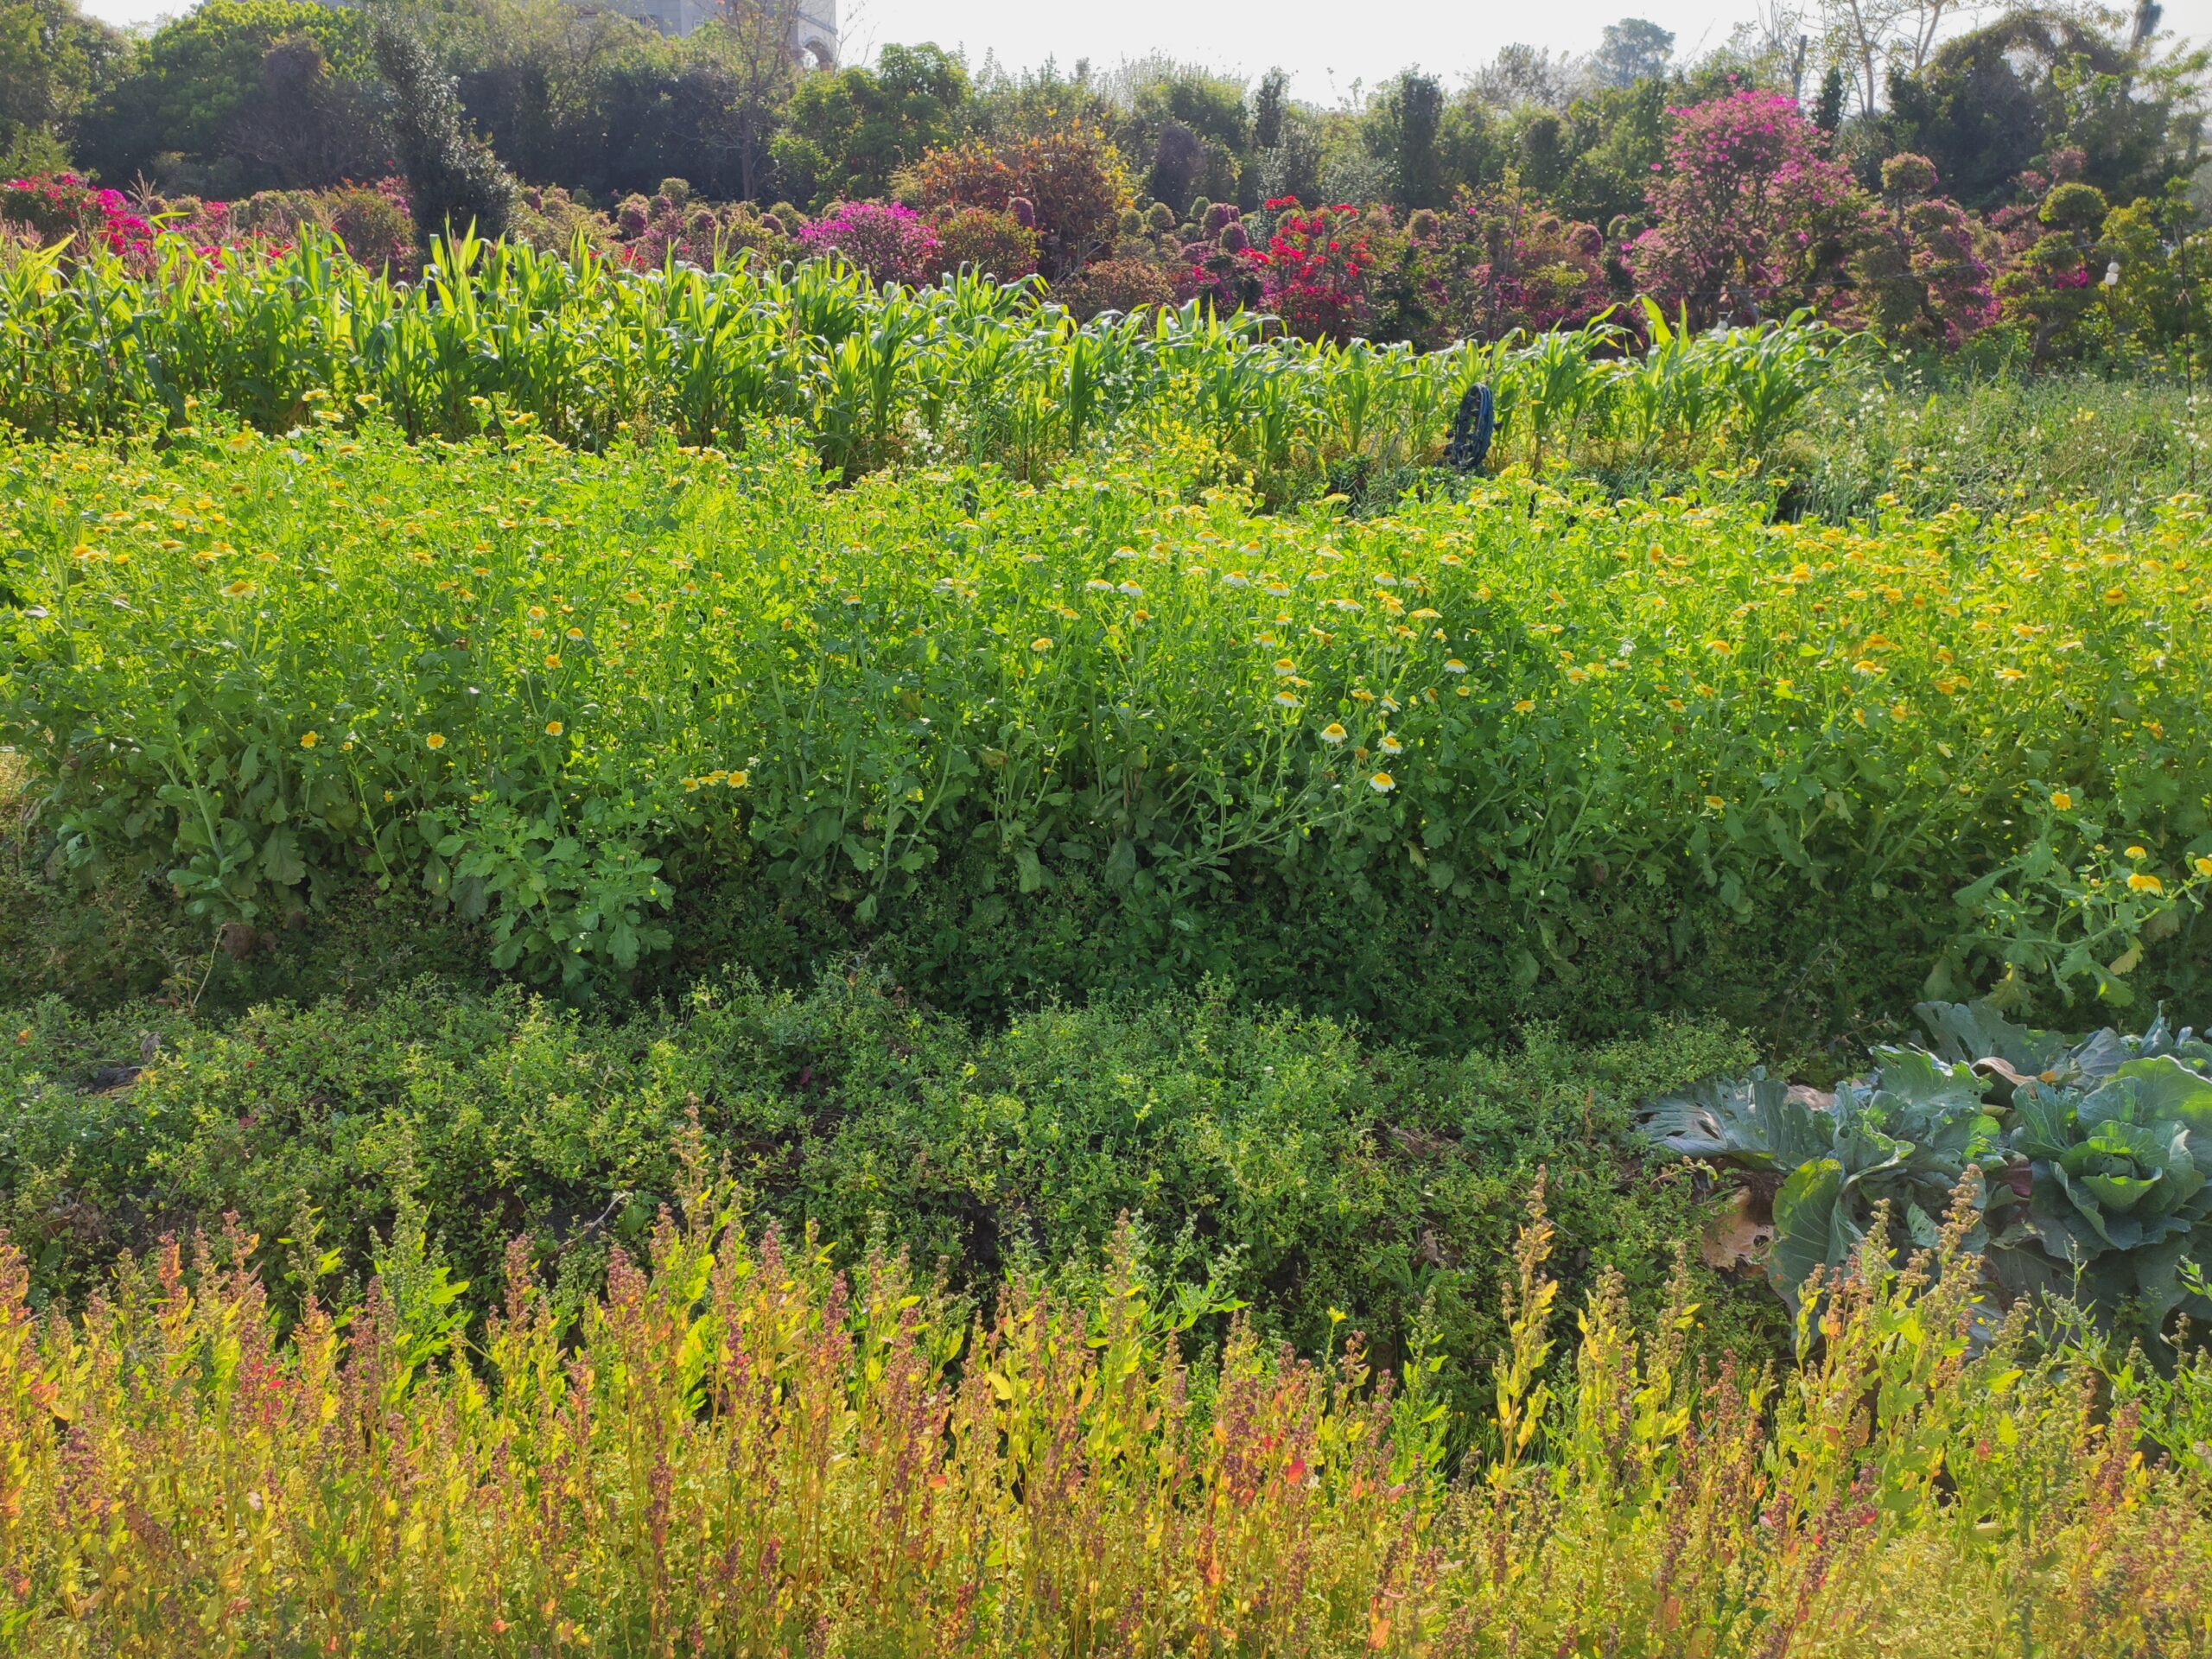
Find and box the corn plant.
[0,231,1837,481]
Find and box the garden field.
[4,244,2212,1656]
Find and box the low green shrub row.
[2,974,1777,1410]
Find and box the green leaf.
[1771,1158,1851,1311]
[2115,1057,2212,1136]
[259,824,306,887]
[2082,1172,2157,1213]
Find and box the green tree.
[1114,55,1248,209]
[1882,11,2202,213]
[447,0,668,200]
[1589,18,1675,90]
[772,42,967,209]
[1366,70,1448,208]
[693,0,802,203]
[1550,77,1669,229]
[78,0,369,183]
[372,15,516,246]
[0,0,125,174]
[1815,65,1847,136]
[1252,67,1288,150]
[963,55,1116,147]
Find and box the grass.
[1787,359,2211,523]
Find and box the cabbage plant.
[1643,1001,2212,1338]
[1641,1047,2006,1312]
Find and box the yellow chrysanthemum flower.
[1369,772,1395,794]
[425,733,447,751]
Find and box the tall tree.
[1367,70,1446,208]
[79,0,370,186]
[227,35,392,188]
[1470,44,1582,111]
[372,14,516,245]
[772,41,966,209]
[1819,0,1980,116]
[1252,67,1289,150]
[1589,18,1675,90]
[697,0,800,202]
[0,0,125,172]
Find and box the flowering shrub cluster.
[798,199,944,287]
[1,175,230,269]
[909,123,1131,277]
[2,174,415,275]
[5,86,2202,358]
[1846,156,1999,348]
[1630,91,1862,321]
[1251,200,1376,344]
[601,183,796,272]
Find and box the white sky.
[76,0,2212,103]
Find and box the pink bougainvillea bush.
[1630,91,1859,324]
[798,200,944,288]
[1,176,221,269]
[0,175,420,276]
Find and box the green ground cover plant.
[3,1173,2206,1656]
[0,974,1773,1409]
[4,418,2209,1040]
